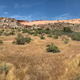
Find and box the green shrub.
[53,35,58,39]
[22,29,29,33]
[0,33,2,36]
[9,30,15,35]
[28,32,35,35]
[14,34,32,45]
[4,33,10,36]
[62,36,66,41]
[0,29,4,36]
[64,38,69,44]
[12,41,16,44]
[46,28,50,30]
[17,29,21,32]
[6,30,9,32]
[37,28,43,30]
[34,32,38,36]
[15,34,25,45]
[0,63,9,75]
[0,40,3,44]
[63,27,72,32]
[44,30,51,34]
[71,35,80,41]
[40,34,45,39]
[0,29,4,33]
[72,74,80,80]
[46,43,60,53]
[35,30,43,34]
[25,35,32,43]
[47,34,52,37]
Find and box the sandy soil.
[19,19,80,26]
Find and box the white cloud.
[14,3,19,8]
[0,5,5,9]
[14,0,47,8]
[4,12,8,14]
[14,3,31,8]
[10,15,32,20]
[21,4,31,8]
[0,5,5,12]
[52,13,72,20]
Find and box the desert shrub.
[46,43,60,53]
[64,38,69,44]
[30,29,33,31]
[17,29,21,32]
[72,74,80,80]
[47,34,52,37]
[0,63,9,75]
[63,27,72,32]
[0,33,2,36]
[37,28,43,30]
[25,25,32,28]
[9,30,15,35]
[33,32,38,36]
[6,30,9,32]
[12,41,16,44]
[71,35,80,41]
[1,29,4,32]
[34,30,43,34]
[44,30,51,34]
[25,35,32,43]
[22,29,29,33]
[53,35,58,39]
[67,32,80,41]
[61,36,66,41]
[15,34,25,45]
[11,20,14,22]
[4,33,10,36]
[46,28,50,30]
[53,30,63,36]
[0,40,3,44]
[68,32,76,37]
[40,34,45,39]
[13,34,32,45]
[0,29,4,36]
[28,32,35,35]
[38,30,43,34]
[34,29,44,34]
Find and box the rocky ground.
[0,17,24,29]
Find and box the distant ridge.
[18,18,80,26]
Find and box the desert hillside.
[0,17,80,80]
[0,17,24,29]
[18,19,80,26]
[18,19,80,31]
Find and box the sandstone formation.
[0,17,24,29]
[17,20,29,22]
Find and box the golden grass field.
[0,29,80,80]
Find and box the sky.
[0,0,80,21]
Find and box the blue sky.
[0,0,80,21]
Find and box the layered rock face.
[0,17,24,29]
[17,20,29,22]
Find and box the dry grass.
[0,29,80,80]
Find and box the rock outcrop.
[17,20,29,22]
[0,17,24,29]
